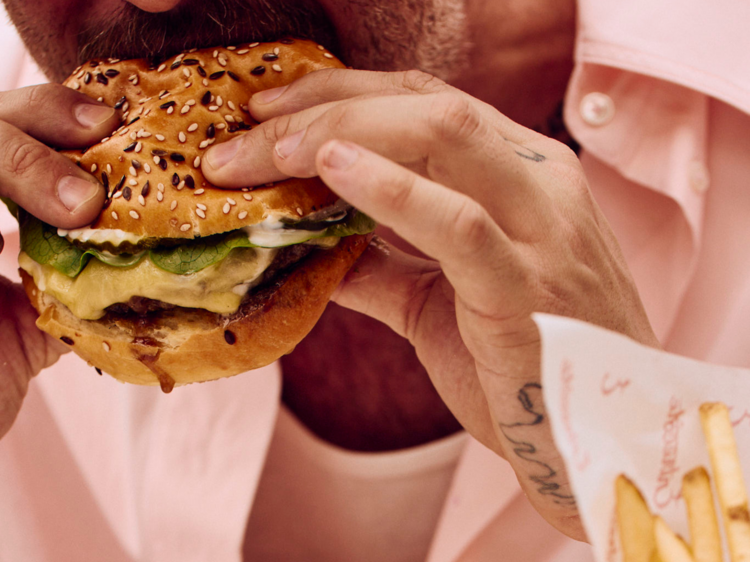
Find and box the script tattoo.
[498,382,576,505]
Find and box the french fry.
[700,402,750,562]
[616,474,661,562]
[654,516,696,562]
[682,467,723,562]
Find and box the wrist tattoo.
[498,382,576,506]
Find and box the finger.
[209,91,553,239]
[0,122,105,228]
[202,101,332,187]
[249,68,536,144]
[0,84,119,148]
[317,140,534,319]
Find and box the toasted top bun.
[61,39,344,239]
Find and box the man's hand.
[203,69,659,540]
[0,84,118,439]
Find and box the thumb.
[331,236,443,341]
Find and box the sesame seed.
[187,99,196,106]
[216,95,224,107]
[153,156,161,165]
[175,53,185,62]
[123,142,136,152]
[138,195,145,206]
[122,102,129,112]
[131,159,141,169]
[114,96,127,109]
[181,105,190,114]
[227,197,236,205]
[183,68,190,78]
[90,164,98,173]
[317,45,326,50]
[130,210,140,219]
[156,134,166,141]
[194,188,205,195]
[227,71,240,82]
[209,71,225,80]
[272,64,282,72]
[197,66,207,77]
[202,79,209,87]
[106,164,112,174]
[251,66,266,76]
[96,73,108,85]
[170,153,185,162]
[237,49,249,55]
[144,163,151,173]
[140,132,152,138]
[70,80,80,90]
[212,49,218,58]
[193,156,201,168]
[144,108,151,116]
[199,140,210,149]
[167,106,174,115]
[111,211,119,220]
[180,223,191,231]
[274,47,280,55]
[223,203,231,214]
[179,132,187,143]
[249,42,259,47]
[129,132,137,140]
[128,179,138,186]
[206,123,216,138]
[262,53,279,62]
[129,166,137,176]
[196,208,206,218]
[157,63,166,72]
[105,68,120,78]
[184,175,195,189]
[183,58,199,66]
[243,193,253,201]
[177,180,185,190]
[226,46,236,51]
[171,61,182,70]
[103,342,111,352]
[218,57,227,67]
[187,123,198,132]
[323,53,334,59]
[225,115,235,122]
[216,123,226,130]
[228,101,236,111]
[135,142,143,153]
[197,203,207,211]
[209,105,219,111]
[157,183,165,192]
[159,90,169,98]
[157,191,164,202]
[297,207,303,215]
[119,128,130,136]
[113,191,122,199]
[171,200,177,210]
[238,211,248,219]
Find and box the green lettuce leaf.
[1,196,19,220]
[20,210,375,277]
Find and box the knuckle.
[1,136,52,179]
[428,94,483,145]
[399,69,447,94]
[19,84,59,114]
[268,113,295,144]
[452,196,494,253]
[385,169,418,213]
[327,103,356,133]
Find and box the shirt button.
[580,92,615,127]
[688,161,710,194]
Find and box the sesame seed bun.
[62,39,344,239]
[21,41,371,391]
[21,233,370,391]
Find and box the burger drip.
[129,344,175,393]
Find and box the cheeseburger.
[16,40,374,392]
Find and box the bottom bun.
[21,234,370,392]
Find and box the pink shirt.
[1,0,749,560]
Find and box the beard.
[3,0,468,84]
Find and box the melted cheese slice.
[18,247,278,320]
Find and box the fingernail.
[74,103,115,128]
[205,137,242,170]
[324,141,359,170]
[252,85,288,105]
[275,129,305,160]
[57,175,100,212]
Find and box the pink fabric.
[1,0,749,559]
